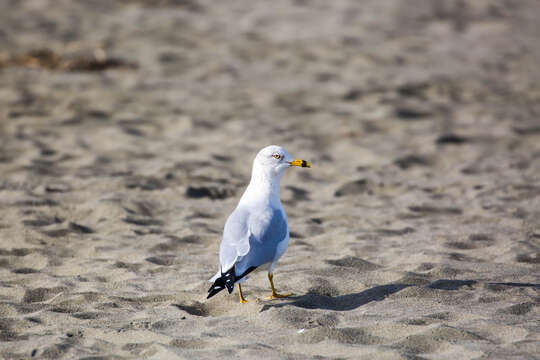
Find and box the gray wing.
[234,208,288,276]
[219,206,252,273]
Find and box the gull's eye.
[272,154,281,160]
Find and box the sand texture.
[1,0,539,359]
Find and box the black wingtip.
[207,267,236,299]
[223,270,235,294]
[206,266,258,300]
[207,283,224,299]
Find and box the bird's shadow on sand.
[260,283,410,312]
[259,280,540,312]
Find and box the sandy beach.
[0,0,539,358]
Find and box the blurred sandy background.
[0,0,539,359]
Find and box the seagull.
[207,145,311,303]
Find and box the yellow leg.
[266,273,292,300]
[238,283,248,304]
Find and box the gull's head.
[253,145,311,180]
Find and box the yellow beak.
[289,158,311,168]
